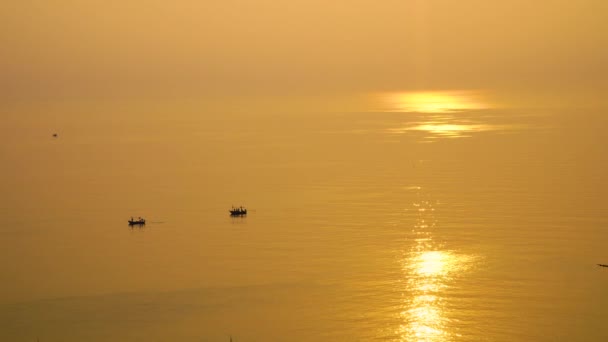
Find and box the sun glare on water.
[381,91,488,113]
[375,90,508,140]
[400,250,474,341]
[400,123,494,138]
[392,198,478,341]
[414,251,450,277]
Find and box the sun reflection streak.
[377,90,512,141]
[395,123,494,137]
[386,117,508,140]
[397,196,475,342]
[380,90,488,113]
[414,251,449,277]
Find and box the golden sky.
[1,0,606,100]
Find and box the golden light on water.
[414,251,449,277]
[376,90,513,140]
[381,91,488,113]
[401,250,455,341]
[390,122,497,139]
[398,196,476,342]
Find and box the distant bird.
[52,133,58,138]
[598,264,608,267]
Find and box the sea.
[2,92,608,341]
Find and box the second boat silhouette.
[128,217,146,225]
[229,206,247,216]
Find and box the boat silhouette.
[229,206,247,216]
[128,217,146,225]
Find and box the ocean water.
[2,96,608,341]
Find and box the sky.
[1,0,606,101]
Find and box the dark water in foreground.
[2,97,608,341]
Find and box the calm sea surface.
[2,96,608,341]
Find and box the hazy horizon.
[2,0,607,101]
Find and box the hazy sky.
[1,0,606,100]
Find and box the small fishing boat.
[128,217,146,225]
[229,206,247,216]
